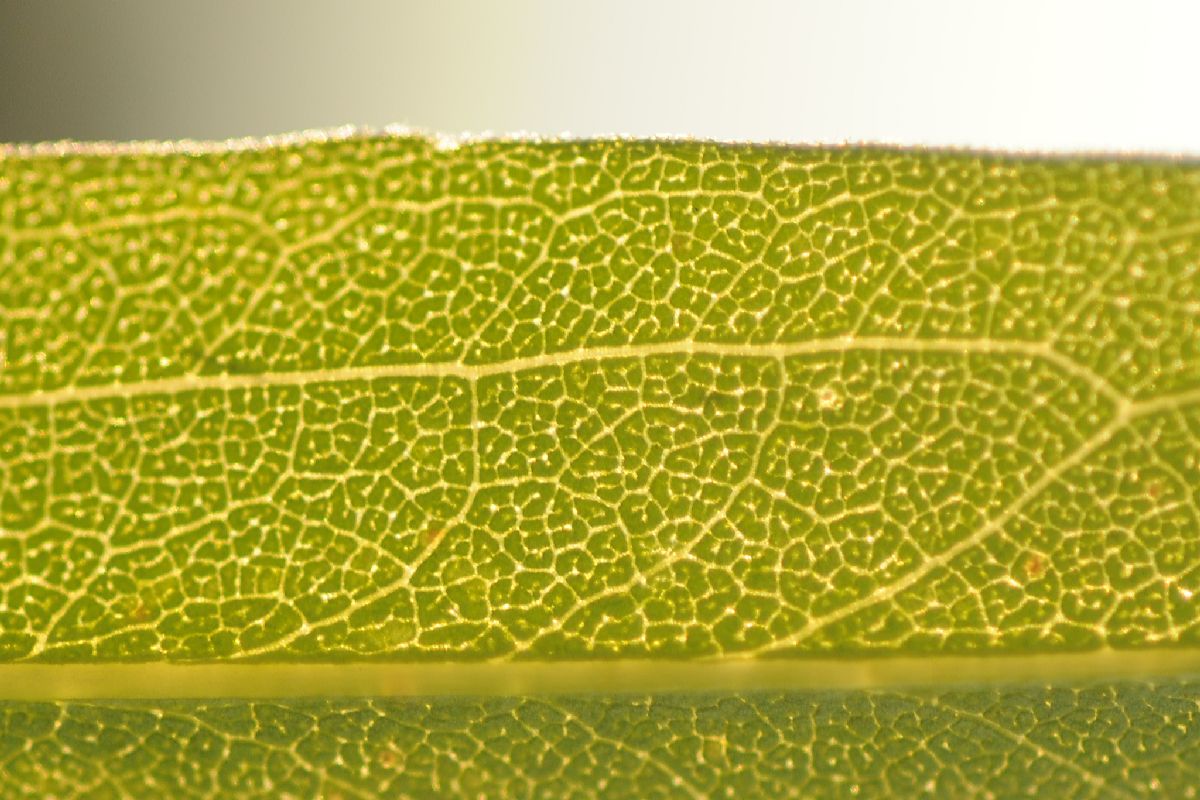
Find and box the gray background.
[2,0,1198,152]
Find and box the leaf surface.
[3,681,1199,799]
[2,134,1200,796]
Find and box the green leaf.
[2,133,1200,795]
[3,681,1199,798]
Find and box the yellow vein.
[3,647,1200,701]
[745,381,1200,657]
[0,336,1126,410]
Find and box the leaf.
[2,133,1200,795]
[3,681,1198,798]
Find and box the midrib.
[3,649,1200,700]
[0,335,1127,409]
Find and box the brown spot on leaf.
[1024,554,1045,580]
[1147,480,1164,500]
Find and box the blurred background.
[2,0,1198,152]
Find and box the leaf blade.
[3,680,1196,798]
[3,137,1200,661]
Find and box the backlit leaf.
[2,133,1199,796]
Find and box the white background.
[1,0,1199,152]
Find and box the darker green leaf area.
[2,681,1196,799]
